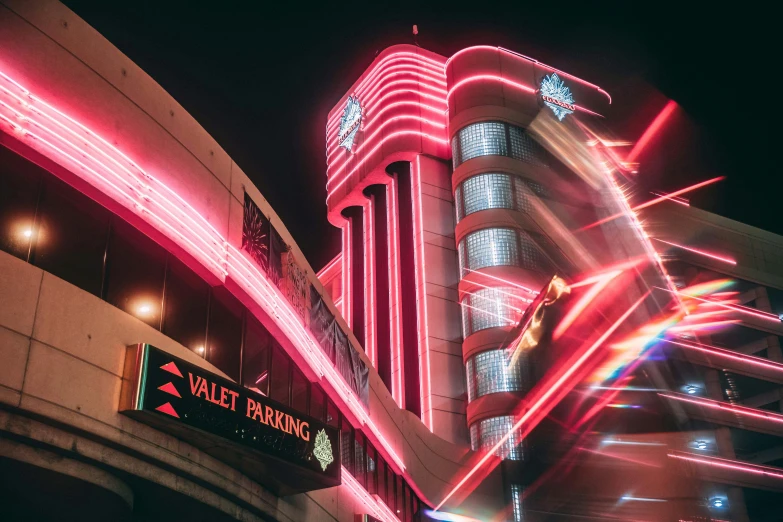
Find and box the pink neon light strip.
[388,176,404,407]
[413,157,433,431]
[446,75,603,117]
[660,392,783,426]
[326,52,445,129]
[342,221,352,328]
[669,452,783,481]
[0,70,406,473]
[327,131,449,196]
[365,198,377,367]
[342,465,401,522]
[651,238,737,265]
[653,286,781,323]
[461,267,539,295]
[327,114,447,176]
[316,254,342,280]
[444,46,612,104]
[663,338,783,375]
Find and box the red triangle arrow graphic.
[160,361,183,378]
[158,382,181,398]
[155,402,180,418]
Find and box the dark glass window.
[310,384,325,422]
[354,430,366,487]
[387,467,396,512]
[291,366,309,414]
[0,145,41,260]
[269,343,291,405]
[405,484,412,522]
[243,315,272,396]
[104,218,167,328]
[377,457,387,505]
[206,286,243,381]
[32,177,110,297]
[162,256,209,354]
[326,398,339,428]
[366,443,377,495]
[341,422,354,473]
[396,475,404,517]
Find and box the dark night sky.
[62,1,779,271]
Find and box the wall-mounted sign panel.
[540,73,576,121]
[120,344,341,494]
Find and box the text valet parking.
[120,344,340,492]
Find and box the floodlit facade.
[3,1,783,521]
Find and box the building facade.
[3,1,783,521]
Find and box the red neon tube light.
[651,238,736,265]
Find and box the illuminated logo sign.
[338,95,363,151]
[540,73,575,121]
[120,344,341,493]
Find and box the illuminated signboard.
[120,344,340,494]
[338,95,363,151]
[540,73,575,121]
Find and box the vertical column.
[364,184,392,391]
[387,161,421,418]
[342,206,365,349]
[387,175,405,407]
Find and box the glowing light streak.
[463,279,535,303]
[653,286,781,323]
[668,452,783,481]
[589,385,662,392]
[580,176,726,231]
[602,440,665,446]
[620,495,666,502]
[423,510,481,522]
[461,289,527,313]
[650,190,689,206]
[666,319,739,334]
[626,101,677,163]
[434,292,649,511]
[554,269,621,340]
[660,392,783,426]
[461,267,538,295]
[651,238,737,265]
[460,301,518,325]
[662,338,783,375]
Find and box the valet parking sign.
[120,344,340,482]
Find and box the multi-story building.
[3,2,783,521]
[320,37,783,522]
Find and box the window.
[269,343,291,405]
[354,431,366,488]
[452,121,548,168]
[457,121,507,165]
[291,366,309,414]
[461,173,513,218]
[461,286,530,337]
[104,217,168,329]
[206,287,243,381]
[469,415,524,460]
[458,228,552,275]
[162,256,209,354]
[310,384,325,422]
[466,348,530,401]
[242,315,272,396]
[511,484,524,522]
[341,422,354,473]
[326,397,339,428]
[366,443,377,495]
[377,457,387,505]
[33,177,110,297]
[0,145,41,260]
